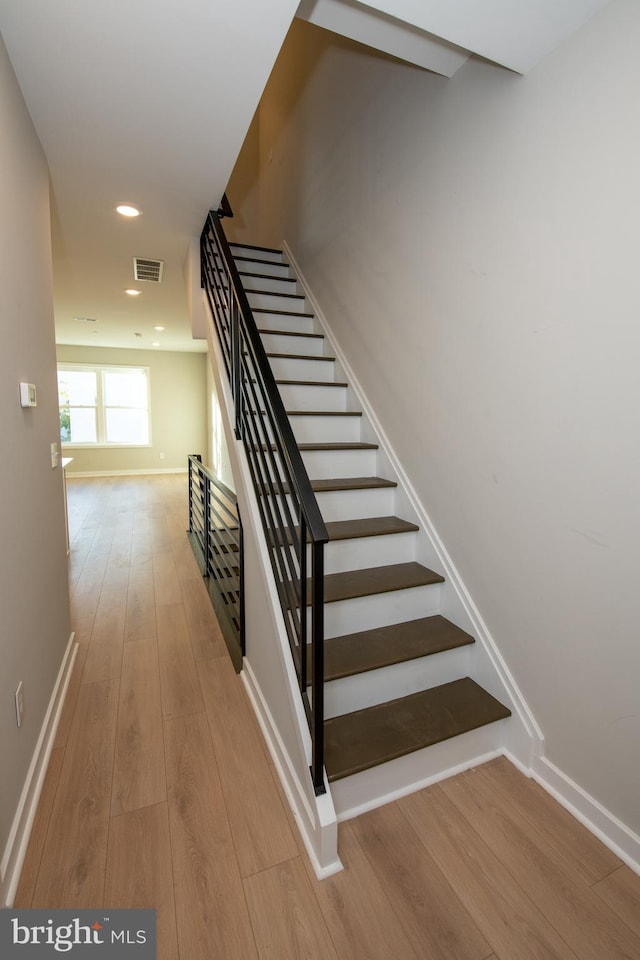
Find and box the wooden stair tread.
[234,255,290,269]
[320,562,444,605]
[276,379,347,387]
[310,476,397,492]
[267,351,335,361]
[282,476,396,494]
[324,678,511,781]
[253,308,315,318]
[250,409,360,418]
[265,441,377,453]
[258,328,324,339]
[247,288,305,300]
[326,516,418,541]
[230,241,283,255]
[239,271,297,283]
[298,441,377,451]
[319,615,475,681]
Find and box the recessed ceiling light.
[116,203,141,218]
[125,288,141,296]
[153,325,165,331]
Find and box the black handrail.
[200,207,328,794]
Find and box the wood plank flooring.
[15,474,640,959]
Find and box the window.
[57,363,150,446]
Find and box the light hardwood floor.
[15,474,640,959]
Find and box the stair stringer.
[203,294,342,879]
[282,241,543,789]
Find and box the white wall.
[227,0,640,837]
[56,345,207,474]
[0,33,71,898]
[206,358,235,490]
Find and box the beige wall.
[227,0,640,837]
[0,34,71,893]
[56,345,208,474]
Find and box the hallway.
[14,474,640,960]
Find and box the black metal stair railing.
[200,206,329,795]
[188,453,244,672]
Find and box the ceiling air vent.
[133,257,164,283]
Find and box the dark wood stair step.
[254,308,315,318]
[310,476,397,492]
[267,352,335,361]
[230,241,283,256]
[239,271,297,284]
[324,678,511,781]
[326,516,418,541]
[258,328,324,339]
[282,476,396,494]
[319,561,444,605]
[312,615,474,682]
[298,441,378,451]
[247,289,306,301]
[265,441,377,453]
[234,255,290,270]
[276,379,347,388]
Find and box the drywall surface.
[206,357,235,490]
[56,345,207,473]
[226,0,640,835]
[0,33,71,882]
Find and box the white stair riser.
[330,723,508,821]
[314,486,396,521]
[257,313,316,335]
[277,383,347,412]
[230,246,283,264]
[241,274,299,295]
[247,291,308,313]
[290,415,362,444]
[300,447,378,479]
[321,582,442,638]
[253,414,361,446]
[234,257,291,279]
[268,356,336,381]
[323,645,471,719]
[260,332,325,356]
[321,531,417,575]
[265,486,395,527]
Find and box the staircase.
[229,239,512,807]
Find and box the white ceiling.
[0,0,610,354]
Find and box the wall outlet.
[15,682,24,728]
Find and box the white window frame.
[57,362,152,448]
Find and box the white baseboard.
[66,468,188,478]
[1,634,78,907]
[241,660,342,880]
[520,753,640,876]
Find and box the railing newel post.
[311,540,325,795]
